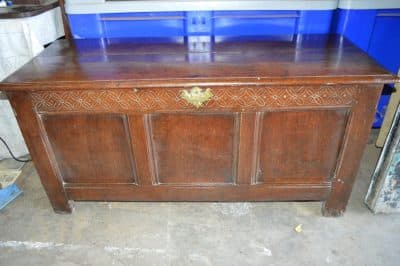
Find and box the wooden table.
[1,35,397,216]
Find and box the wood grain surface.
[2,35,397,216]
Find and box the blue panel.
[297,11,334,34]
[213,10,298,36]
[368,10,400,74]
[100,12,185,38]
[69,12,186,38]
[186,11,213,35]
[333,9,377,52]
[68,10,335,38]
[335,8,400,127]
[0,184,22,210]
[68,14,104,38]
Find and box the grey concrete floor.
[0,132,399,266]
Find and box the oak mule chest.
[1,35,397,216]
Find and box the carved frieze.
[31,85,358,112]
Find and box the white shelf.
[339,0,400,10]
[65,0,338,14]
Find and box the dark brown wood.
[64,183,331,202]
[13,0,46,4]
[322,86,383,216]
[257,109,349,184]
[1,35,397,89]
[1,35,398,215]
[149,113,238,185]
[41,114,136,184]
[6,92,71,213]
[236,112,258,185]
[0,0,59,19]
[58,0,71,39]
[127,114,156,185]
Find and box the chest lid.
[1,34,398,90]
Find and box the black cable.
[0,136,31,163]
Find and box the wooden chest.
[1,35,397,216]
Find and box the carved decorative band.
[32,86,358,112]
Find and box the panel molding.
[40,113,137,184]
[252,112,264,185]
[255,108,350,184]
[64,182,332,202]
[148,112,238,185]
[236,112,256,185]
[232,112,240,184]
[128,114,157,185]
[31,85,359,113]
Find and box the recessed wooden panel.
[257,109,348,183]
[42,114,136,184]
[150,113,237,185]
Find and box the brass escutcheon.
[180,86,213,108]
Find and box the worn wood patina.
[0,35,398,216]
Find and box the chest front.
[2,36,396,216]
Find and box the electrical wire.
[0,136,31,163]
